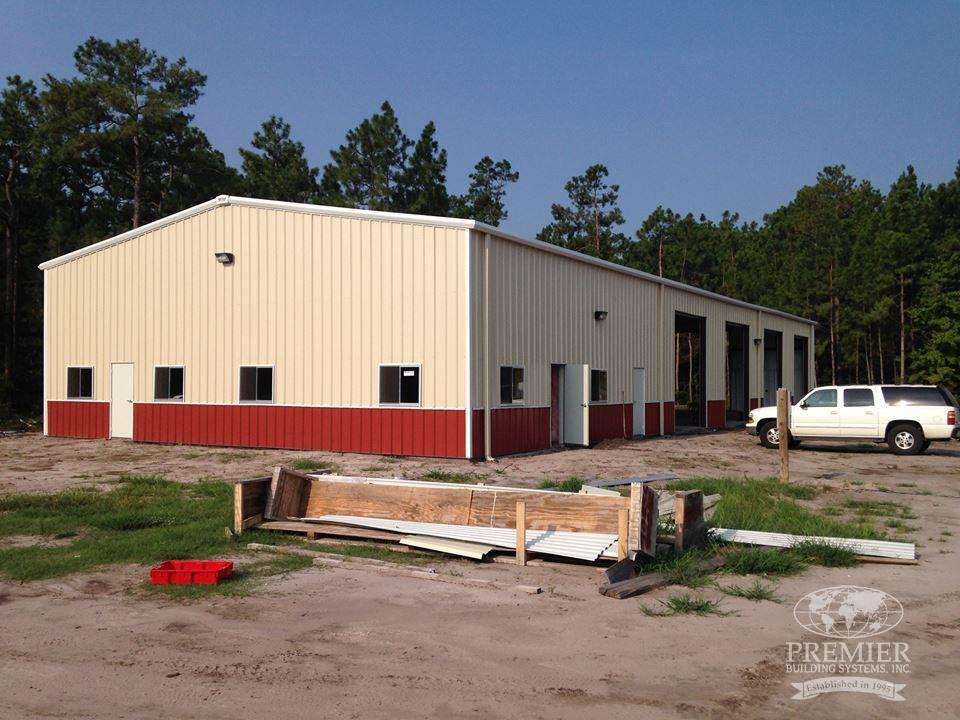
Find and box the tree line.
[2,36,957,420]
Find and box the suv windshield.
[881,386,952,407]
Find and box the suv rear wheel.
[887,423,924,455]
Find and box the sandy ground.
[1,431,959,718]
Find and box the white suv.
[746,385,960,455]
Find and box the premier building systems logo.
[787,585,909,702]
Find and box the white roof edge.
[38,194,816,326]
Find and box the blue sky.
[2,1,958,237]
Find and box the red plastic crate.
[150,560,234,585]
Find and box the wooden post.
[515,501,526,566]
[777,387,790,483]
[617,508,629,561]
[233,482,244,535]
[674,490,705,553]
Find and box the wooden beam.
[777,387,790,483]
[674,490,706,553]
[515,501,526,566]
[233,482,244,534]
[617,508,629,560]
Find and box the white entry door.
[110,363,134,438]
[563,364,589,446]
[632,368,646,437]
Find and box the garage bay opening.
[725,322,749,422]
[675,312,706,428]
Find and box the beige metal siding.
[471,231,815,413]
[44,204,466,408]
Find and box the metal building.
[41,195,815,458]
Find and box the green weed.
[536,477,585,493]
[641,592,729,617]
[721,547,806,576]
[419,469,481,484]
[719,578,781,602]
[290,458,343,474]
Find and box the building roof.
[39,195,816,326]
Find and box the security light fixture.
[594,309,609,322]
[215,252,235,265]
[753,337,763,347]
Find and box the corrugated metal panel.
[44,204,466,409]
[311,515,619,561]
[399,536,496,559]
[132,403,465,457]
[47,400,110,439]
[711,528,915,560]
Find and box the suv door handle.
[829,410,838,415]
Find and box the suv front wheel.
[887,423,925,455]
[759,421,781,449]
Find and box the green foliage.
[451,156,519,225]
[419,469,481,483]
[535,476,585,492]
[719,578,781,602]
[0,476,238,581]
[640,592,729,617]
[790,540,860,567]
[721,547,806,576]
[537,164,628,260]
[290,458,342,473]
[239,115,319,202]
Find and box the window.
[499,366,524,405]
[590,369,608,402]
[881,386,951,407]
[379,365,420,405]
[67,367,93,399]
[239,366,274,402]
[803,389,836,408]
[843,388,874,407]
[154,366,185,401]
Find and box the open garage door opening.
[725,323,749,422]
[675,312,706,428]
[794,335,809,397]
[763,329,783,406]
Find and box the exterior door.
[563,364,589,446]
[110,363,134,438]
[840,387,880,438]
[632,368,646,437]
[792,387,840,437]
[550,364,563,445]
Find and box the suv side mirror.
[799,401,808,409]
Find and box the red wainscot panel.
[749,398,762,410]
[47,400,110,439]
[663,401,676,434]
[644,402,661,437]
[706,400,727,429]
[589,404,633,445]
[470,407,551,458]
[133,404,465,459]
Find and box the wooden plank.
[638,485,658,557]
[305,480,475,526]
[599,555,725,599]
[241,513,263,530]
[617,508,629,560]
[266,467,311,521]
[777,387,790,482]
[603,557,638,585]
[233,482,244,534]
[674,490,705,553]
[467,490,628,533]
[241,478,271,518]
[515,501,526,566]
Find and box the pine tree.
[240,116,318,202]
[451,156,519,226]
[399,121,448,215]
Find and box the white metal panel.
[563,364,589,445]
[632,368,646,436]
[399,535,496,559]
[110,363,134,438]
[311,515,619,561]
[711,528,915,560]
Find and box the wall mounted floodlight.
[753,337,763,347]
[215,252,235,265]
[594,309,609,321]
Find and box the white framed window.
[590,368,608,403]
[499,366,525,405]
[154,366,185,401]
[66,366,94,399]
[379,364,421,406]
[239,366,274,403]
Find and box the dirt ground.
[1,430,959,718]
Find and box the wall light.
[753,337,763,347]
[594,309,609,322]
[214,252,235,265]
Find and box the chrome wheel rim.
[894,431,915,450]
[766,426,780,444]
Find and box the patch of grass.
[719,578,781,603]
[419,469,480,484]
[790,540,860,567]
[842,500,907,518]
[147,554,314,599]
[666,477,885,540]
[536,476,585,493]
[641,592,729,617]
[648,548,714,588]
[0,476,240,581]
[290,458,343,474]
[722,547,806,576]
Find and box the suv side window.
[843,388,874,407]
[804,389,837,407]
